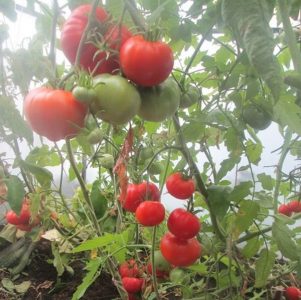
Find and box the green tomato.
[87,128,104,145]
[148,161,164,175]
[139,148,154,163]
[242,103,272,130]
[138,78,180,122]
[154,250,171,271]
[99,154,114,169]
[169,268,188,284]
[73,86,98,104]
[91,74,141,125]
[90,181,108,219]
[180,85,200,109]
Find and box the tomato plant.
[90,74,141,125]
[167,208,200,239]
[135,201,165,226]
[138,78,180,122]
[119,259,140,278]
[166,172,195,200]
[160,232,201,267]
[120,35,174,87]
[24,87,87,142]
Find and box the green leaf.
[72,258,102,300]
[255,248,276,288]
[0,96,33,144]
[274,94,301,135]
[222,0,283,100]
[18,160,53,188]
[26,146,60,167]
[241,237,262,258]
[233,200,260,236]
[51,243,65,276]
[1,278,15,292]
[257,173,275,190]
[216,155,240,181]
[14,281,31,294]
[245,140,262,165]
[207,185,232,218]
[272,219,299,261]
[229,181,253,203]
[90,181,108,219]
[5,176,25,214]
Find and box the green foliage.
[5,176,25,214]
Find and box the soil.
[0,239,119,300]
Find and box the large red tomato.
[135,201,165,226]
[167,208,200,239]
[24,87,87,142]
[120,181,160,213]
[61,5,131,75]
[120,35,174,87]
[160,232,201,267]
[166,172,195,200]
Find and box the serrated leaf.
[242,237,262,258]
[255,249,275,287]
[245,140,262,165]
[72,258,102,300]
[257,173,275,190]
[5,176,25,214]
[222,0,283,100]
[272,219,299,260]
[229,181,253,203]
[207,185,232,218]
[217,155,241,181]
[18,160,53,188]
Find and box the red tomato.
[166,172,195,200]
[278,204,292,216]
[119,259,140,278]
[120,35,174,87]
[61,5,131,75]
[167,208,200,239]
[6,210,21,225]
[160,232,201,267]
[18,201,31,224]
[287,200,301,213]
[285,286,301,300]
[135,201,165,226]
[16,224,33,232]
[122,277,144,293]
[120,181,160,212]
[24,87,87,142]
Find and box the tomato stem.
[151,226,161,300]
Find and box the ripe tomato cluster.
[160,208,201,267]
[278,200,301,217]
[285,286,301,300]
[5,198,40,232]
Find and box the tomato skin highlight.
[24,87,87,142]
[120,35,174,87]
[160,232,201,267]
[166,172,195,200]
[120,181,160,213]
[122,277,144,293]
[135,201,165,226]
[167,208,200,239]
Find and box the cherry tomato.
[160,232,201,267]
[278,204,292,216]
[285,286,301,300]
[166,172,195,200]
[138,78,180,122]
[167,208,200,239]
[24,87,87,142]
[6,210,21,225]
[61,5,131,75]
[120,35,174,87]
[91,74,141,125]
[135,201,165,226]
[119,259,140,278]
[122,277,144,293]
[287,200,301,213]
[120,181,160,213]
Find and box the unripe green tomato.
[139,148,154,162]
[154,250,171,271]
[72,86,98,104]
[242,103,272,130]
[87,128,104,145]
[179,85,200,109]
[99,154,114,169]
[148,161,164,175]
[169,268,188,284]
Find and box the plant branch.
[124,0,147,32]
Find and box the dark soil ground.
[0,239,120,300]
